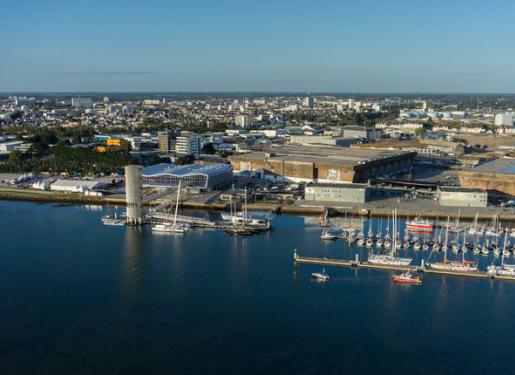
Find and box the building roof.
[50,179,102,188]
[308,182,369,189]
[232,145,415,167]
[470,158,515,175]
[439,187,486,193]
[142,163,232,177]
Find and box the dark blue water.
[1,201,515,375]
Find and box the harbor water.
[1,200,515,374]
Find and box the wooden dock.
[293,253,515,281]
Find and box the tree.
[414,127,426,137]
[8,150,24,164]
[201,143,216,154]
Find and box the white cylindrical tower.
[125,165,143,225]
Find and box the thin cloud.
[47,71,157,76]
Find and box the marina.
[3,200,515,375]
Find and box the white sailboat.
[368,209,412,266]
[429,217,478,273]
[152,180,190,233]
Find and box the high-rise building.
[176,131,201,156]
[303,95,314,108]
[158,130,173,152]
[234,115,250,128]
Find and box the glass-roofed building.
[142,163,232,191]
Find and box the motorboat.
[311,268,330,282]
[406,216,433,232]
[321,229,338,240]
[392,272,422,285]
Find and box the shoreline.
[1,187,514,222]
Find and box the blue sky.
[1,0,514,92]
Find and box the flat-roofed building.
[458,158,515,196]
[437,187,488,207]
[342,125,382,140]
[228,145,416,183]
[304,183,370,203]
[288,135,357,147]
[176,132,201,156]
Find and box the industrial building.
[458,158,515,196]
[228,145,415,183]
[288,135,357,147]
[342,125,382,140]
[437,187,488,208]
[304,183,370,203]
[141,163,232,191]
[50,179,103,193]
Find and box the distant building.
[71,97,92,107]
[143,99,161,106]
[303,95,314,108]
[234,115,250,128]
[304,183,370,203]
[437,187,487,208]
[176,132,201,156]
[342,125,382,140]
[494,112,513,127]
[158,130,173,152]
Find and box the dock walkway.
[293,252,515,281]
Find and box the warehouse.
[50,179,104,193]
[141,163,232,191]
[288,135,357,147]
[228,145,415,184]
[342,125,382,140]
[458,158,515,196]
[304,183,370,203]
[437,187,488,208]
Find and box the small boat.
[152,222,189,233]
[406,216,433,232]
[311,268,330,282]
[365,238,374,248]
[102,211,125,226]
[422,242,429,251]
[392,272,422,285]
[224,226,254,235]
[320,229,338,240]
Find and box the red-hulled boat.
[392,272,422,285]
[406,216,433,232]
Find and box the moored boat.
[392,272,422,285]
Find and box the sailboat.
[429,216,478,273]
[368,209,412,266]
[376,219,384,248]
[152,180,190,233]
[222,188,272,230]
[487,233,515,277]
[319,204,330,227]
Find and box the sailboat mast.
[174,180,181,226]
[501,232,508,267]
[444,216,450,262]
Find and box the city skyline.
[2,0,515,92]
